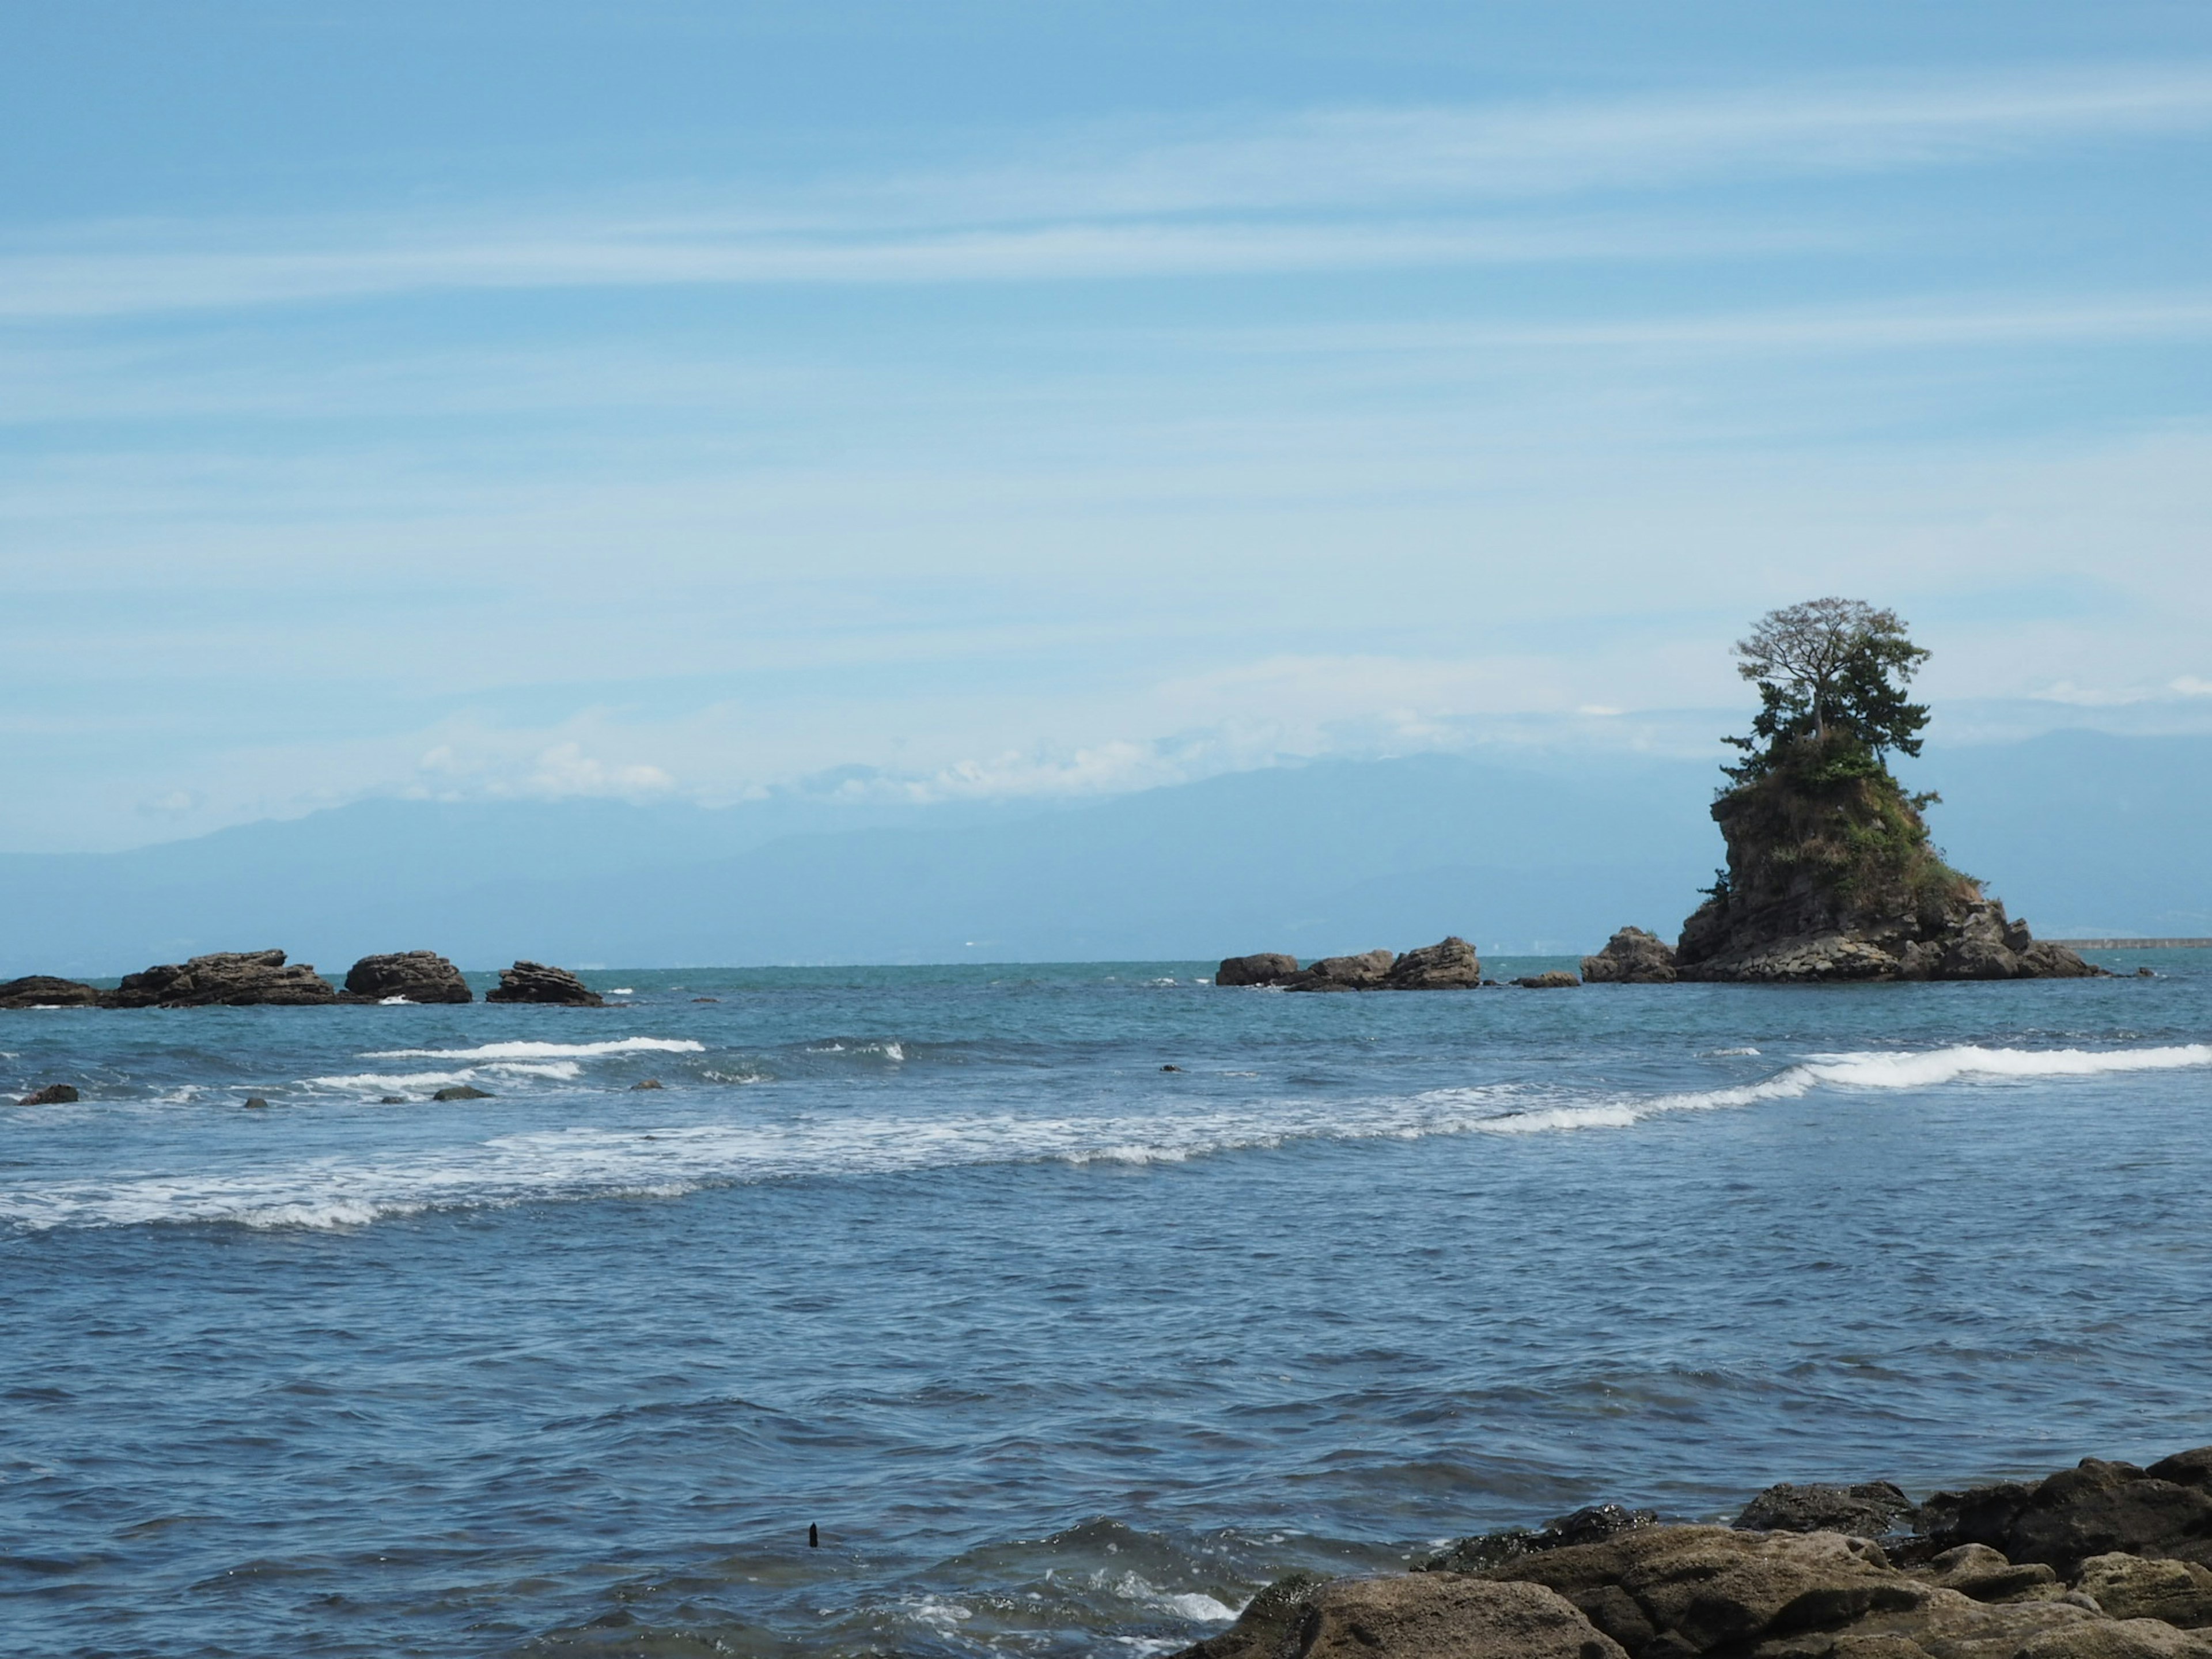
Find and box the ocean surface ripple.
[2,955,2208,1657]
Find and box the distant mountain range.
[3,731,2205,976]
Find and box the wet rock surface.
[19,1083,81,1104]
[0,975,103,1009]
[103,949,339,1007]
[1515,970,1581,988]
[1581,927,1679,984]
[343,951,473,1003]
[1734,1481,1918,1540]
[1170,1449,2212,1659]
[483,961,604,1006]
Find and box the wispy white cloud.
[2,63,2206,318]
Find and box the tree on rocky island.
[1725,597,1931,781]
[1672,600,2101,982]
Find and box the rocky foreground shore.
[1177,1448,2212,1659]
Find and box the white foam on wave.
[362,1037,704,1061]
[1471,1043,2212,1135]
[9,1043,2204,1232]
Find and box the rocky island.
[1668,600,2097,983]
[0,950,604,1009]
[1179,1444,2212,1658]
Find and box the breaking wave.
[362,1037,705,1061]
[6,1044,2203,1232]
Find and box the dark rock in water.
[1921,1455,2212,1576]
[1514,970,1580,988]
[484,961,604,1006]
[1283,949,1396,993]
[431,1085,493,1101]
[0,975,102,1009]
[630,1078,664,1090]
[1737,1479,1918,1537]
[1175,1572,1623,1659]
[378,1095,406,1104]
[1581,927,1677,984]
[1216,953,1299,987]
[1385,937,1482,989]
[1160,1064,1182,1073]
[692,996,721,1003]
[20,1083,79,1104]
[1173,1573,1334,1659]
[343,951,472,1004]
[103,949,339,1008]
[1675,743,2105,983]
[242,1096,270,1109]
[1422,1505,1659,1575]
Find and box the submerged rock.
[1736,1479,1918,1538]
[343,952,472,1004]
[1217,953,1300,987]
[0,975,102,1009]
[484,961,604,1006]
[1422,1505,1660,1575]
[103,949,338,1007]
[431,1085,493,1101]
[20,1083,80,1104]
[1514,970,1580,989]
[1580,927,1678,984]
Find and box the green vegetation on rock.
[1676,600,2099,982]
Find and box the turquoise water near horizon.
[3,953,2210,1657]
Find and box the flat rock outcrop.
[1216,941,1482,993]
[484,961,604,1006]
[344,951,473,1004]
[1172,1448,2212,1659]
[1514,970,1580,989]
[1218,953,1301,987]
[1283,949,1397,992]
[1676,743,2104,983]
[103,949,339,1008]
[20,1084,81,1105]
[0,975,103,1009]
[1581,928,1678,984]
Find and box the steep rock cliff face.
[1676,743,2100,983]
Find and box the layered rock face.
[1214,940,1483,992]
[1675,747,2102,983]
[484,961,604,1005]
[1177,1446,2212,1659]
[1581,928,1678,984]
[344,952,473,1003]
[0,975,102,1008]
[104,950,339,1007]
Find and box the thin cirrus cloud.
[1,62,2208,320]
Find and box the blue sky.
[5,1,2211,851]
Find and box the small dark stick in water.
[808,1522,819,1548]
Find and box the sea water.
[3,954,2209,1657]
